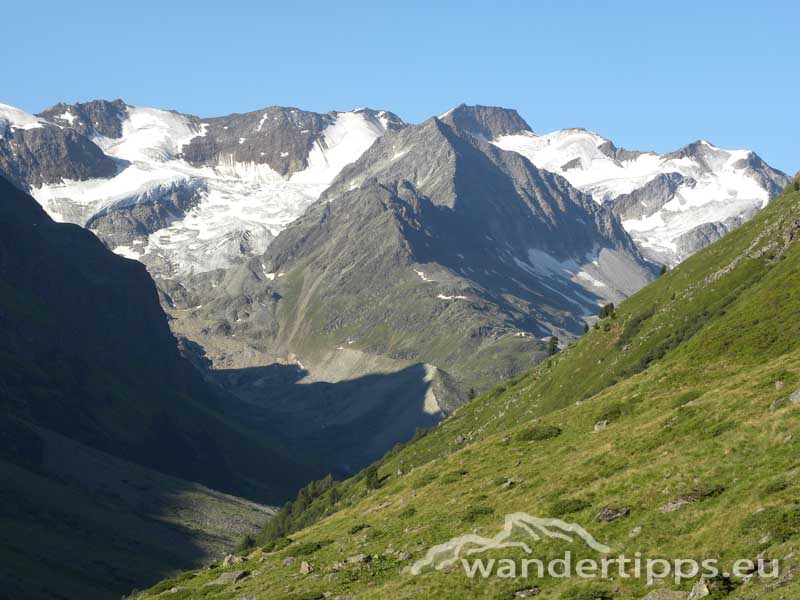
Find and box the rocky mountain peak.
[351,107,406,132]
[181,105,406,178]
[660,139,734,173]
[38,99,129,139]
[0,115,118,189]
[596,139,649,162]
[438,103,531,140]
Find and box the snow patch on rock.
[493,130,786,265]
[26,104,396,277]
[0,103,46,135]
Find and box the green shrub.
[762,480,790,495]
[410,427,431,443]
[561,587,613,600]
[441,469,469,484]
[412,471,438,489]
[549,497,591,517]
[292,540,333,556]
[617,306,655,348]
[255,474,339,544]
[262,537,292,553]
[145,571,196,595]
[741,505,800,542]
[705,420,735,437]
[364,465,381,490]
[671,389,703,408]
[236,534,256,553]
[463,504,495,522]
[348,524,370,535]
[676,483,725,504]
[599,303,615,319]
[596,403,624,423]
[398,506,417,519]
[515,424,562,442]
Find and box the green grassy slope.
[139,175,800,599]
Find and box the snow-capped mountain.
[0,101,404,277]
[2,100,789,276]
[173,107,656,470]
[491,125,790,265]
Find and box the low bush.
[549,497,591,517]
[293,540,333,556]
[463,504,495,522]
[515,425,562,442]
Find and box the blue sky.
[3,0,798,172]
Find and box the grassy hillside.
[138,174,800,599]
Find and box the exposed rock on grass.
[595,506,631,522]
[205,570,249,586]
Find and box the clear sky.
[3,0,798,173]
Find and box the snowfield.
[492,129,785,265]
[0,103,47,135]
[21,104,397,277]
[3,101,788,276]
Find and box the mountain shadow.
[0,176,324,599]
[213,362,446,474]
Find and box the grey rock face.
[182,106,404,177]
[312,115,648,318]
[175,116,655,474]
[1,100,404,278]
[560,157,582,171]
[494,129,790,266]
[674,222,729,257]
[732,151,791,197]
[662,140,718,170]
[86,179,207,247]
[597,139,649,163]
[611,172,693,221]
[439,104,531,140]
[0,123,118,189]
[205,570,249,586]
[594,506,631,522]
[38,99,129,139]
[182,106,327,176]
[661,141,789,193]
[664,140,789,196]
